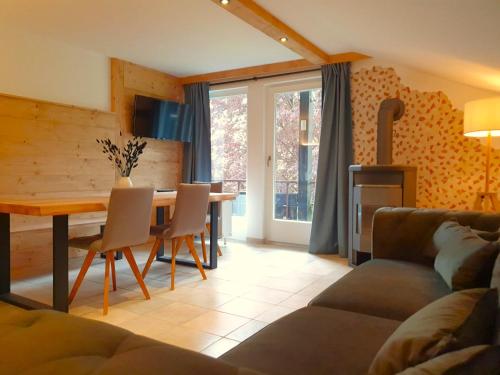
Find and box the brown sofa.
[1,208,499,375]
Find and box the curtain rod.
[208,67,321,87]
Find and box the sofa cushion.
[309,259,450,321]
[221,306,400,375]
[397,345,500,375]
[368,288,498,375]
[491,253,500,345]
[0,303,257,375]
[433,221,499,290]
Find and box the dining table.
[0,191,237,313]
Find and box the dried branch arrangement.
[96,137,147,177]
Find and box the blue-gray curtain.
[309,63,353,256]
[183,82,212,182]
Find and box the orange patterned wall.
[351,66,500,210]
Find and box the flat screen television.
[133,95,193,142]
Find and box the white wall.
[0,27,109,111]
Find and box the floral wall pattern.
[351,66,500,210]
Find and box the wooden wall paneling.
[0,92,117,279]
[111,58,184,190]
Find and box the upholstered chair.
[69,187,154,315]
[142,184,210,290]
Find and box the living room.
[1,1,499,374]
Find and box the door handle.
[267,155,272,167]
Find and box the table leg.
[156,207,165,260]
[208,201,218,269]
[155,204,218,270]
[0,213,10,295]
[53,215,69,312]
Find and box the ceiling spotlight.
[280,36,288,43]
[220,0,230,5]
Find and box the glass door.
[209,88,248,240]
[265,81,322,245]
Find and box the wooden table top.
[0,191,238,216]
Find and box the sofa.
[1,208,499,375]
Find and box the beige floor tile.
[183,311,249,336]
[154,324,221,352]
[255,276,314,293]
[242,286,292,304]
[255,305,296,323]
[226,320,268,342]
[144,302,208,325]
[216,297,275,319]
[81,307,140,325]
[162,288,236,309]
[280,294,312,309]
[201,338,240,358]
[14,240,351,354]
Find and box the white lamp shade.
[464,97,500,137]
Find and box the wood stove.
[348,99,417,266]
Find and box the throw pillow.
[433,221,499,290]
[396,345,500,375]
[473,228,500,242]
[368,288,498,375]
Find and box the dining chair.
[189,181,223,262]
[68,187,154,315]
[199,181,223,263]
[142,183,210,290]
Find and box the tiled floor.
[11,240,351,357]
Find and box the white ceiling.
[0,0,499,92]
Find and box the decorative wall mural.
[351,66,500,210]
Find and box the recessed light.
[220,0,230,5]
[280,36,288,43]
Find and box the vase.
[116,176,133,188]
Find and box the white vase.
[116,176,133,188]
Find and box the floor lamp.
[464,97,500,211]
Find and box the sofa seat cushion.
[309,259,451,321]
[0,302,256,375]
[221,306,400,375]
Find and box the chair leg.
[200,231,208,263]
[103,252,111,315]
[206,223,223,256]
[170,238,182,290]
[123,247,150,300]
[142,238,162,279]
[186,235,207,280]
[110,252,117,292]
[69,251,96,305]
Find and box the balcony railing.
[220,179,316,221]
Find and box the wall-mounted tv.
[133,95,193,142]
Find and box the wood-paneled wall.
[2,59,185,278]
[0,93,118,278]
[111,58,184,189]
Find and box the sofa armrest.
[372,207,500,265]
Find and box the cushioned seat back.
[101,187,155,252]
[372,208,500,266]
[167,184,211,239]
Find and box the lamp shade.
[464,97,500,137]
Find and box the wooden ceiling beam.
[211,0,330,64]
[179,52,370,85]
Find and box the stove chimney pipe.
[377,98,405,165]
